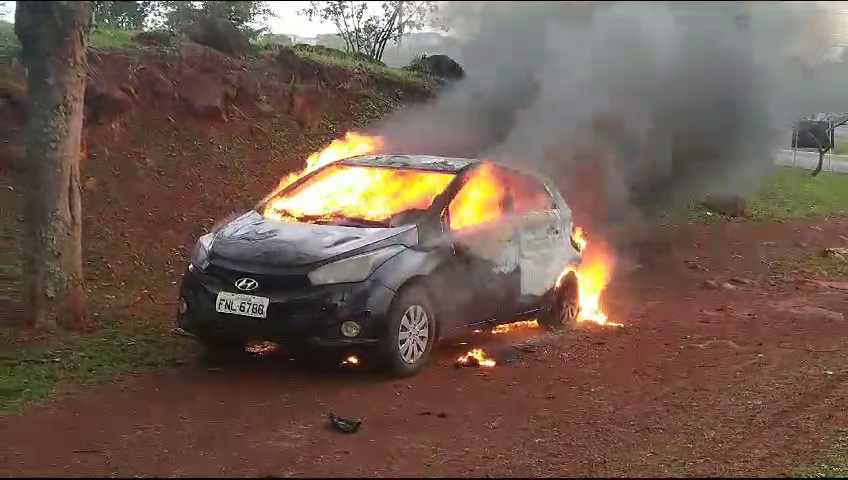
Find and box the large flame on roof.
[263,132,514,227]
[276,132,385,191]
[265,164,455,223]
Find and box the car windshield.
[263,164,456,228]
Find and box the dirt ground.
[2,217,848,477]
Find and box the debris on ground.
[727,277,756,286]
[684,260,710,272]
[770,300,846,322]
[689,339,742,352]
[328,413,362,434]
[418,411,449,418]
[702,194,747,217]
[822,247,848,259]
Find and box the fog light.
[178,297,188,315]
[341,321,361,338]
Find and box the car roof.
[337,154,555,186]
[338,154,479,173]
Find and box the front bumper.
[176,266,396,353]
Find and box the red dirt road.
[3,219,848,477]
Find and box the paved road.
[775,148,848,174]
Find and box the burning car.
[176,153,585,377]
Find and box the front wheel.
[538,272,580,332]
[376,285,438,378]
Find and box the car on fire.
[176,154,584,377]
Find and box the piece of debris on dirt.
[822,281,848,291]
[727,277,756,287]
[702,194,747,217]
[721,282,739,291]
[328,413,361,434]
[684,260,710,272]
[701,279,720,290]
[770,300,845,322]
[822,247,848,259]
[455,348,496,368]
[795,278,827,290]
[690,339,742,352]
[418,411,448,418]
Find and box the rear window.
[263,164,456,228]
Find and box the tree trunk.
[15,2,92,331]
[812,148,825,177]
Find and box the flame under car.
[176,154,583,377]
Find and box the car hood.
[209,211,417,270]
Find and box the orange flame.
[560,229,621,327]
[457,348,497,367]
[342,355,360,366]
[276,132,384,191]
[449,163,506,230]
[265,164,455,223]
[491,320,539,334]
[572,226,588,251]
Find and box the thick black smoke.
[371,1,844,246]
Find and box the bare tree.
[300,1,437,62]
[15,1,93,331]
[795,113,848,177]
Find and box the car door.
[441,164,522,327]
[504,169,572,307]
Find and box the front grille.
[206,264,311,293]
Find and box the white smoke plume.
[371,1,847,244]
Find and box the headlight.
[189,233,215,272]
[308,245,406,286]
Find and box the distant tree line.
[92,1,273,40]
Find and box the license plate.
[215,291,270,319]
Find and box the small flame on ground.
[342,355,360,366]
[491,319,540,334]
[245,341,277,355]
[456,348,497,367]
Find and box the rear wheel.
[376,285,437,378]
[538,272,580,331]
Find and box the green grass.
[748,167,848,220]
[793,437,848,478]
[662,166,848,225]
[292,48,432,86]
[832,139,848,156]
[90,28,143,50]
[0,25,141,53]
[0,328,186,416]
[0,23,430,87]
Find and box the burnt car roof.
[338,154,479,173]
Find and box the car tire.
[376,284,438,378]
[538,271,580,332]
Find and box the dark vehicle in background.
[176,154,583,377]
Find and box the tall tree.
[15,1,93,331]
[155,1,273,39]
[301,1,438,62]
[92,1,154,31]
